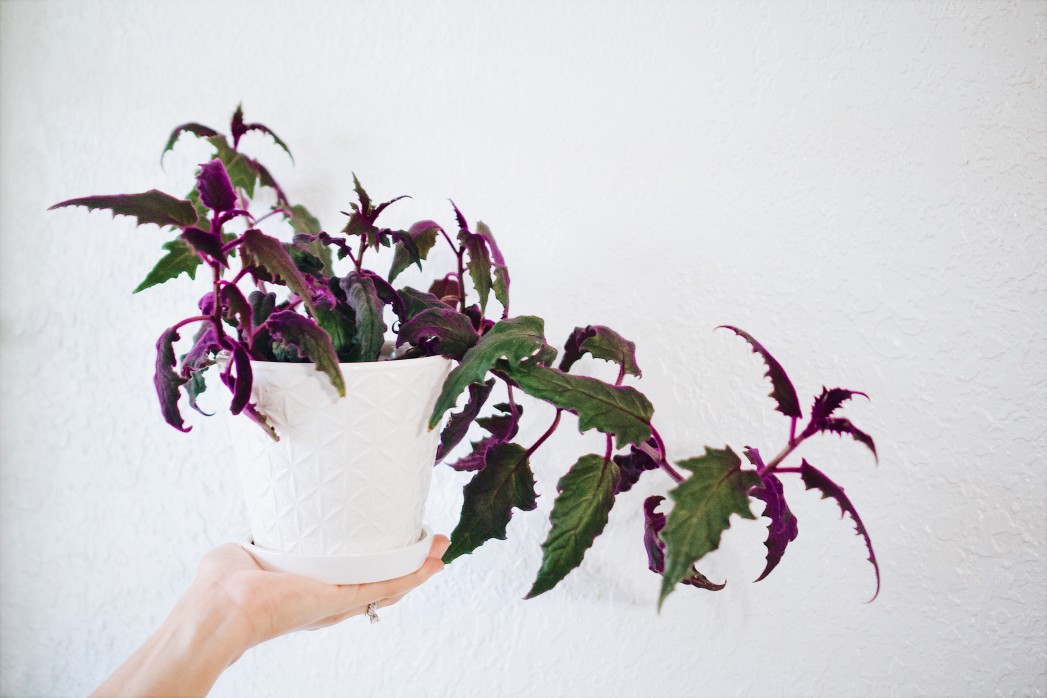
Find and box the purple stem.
[637,439,684,484]
[525,409,562,458]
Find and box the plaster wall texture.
[1,1,1044,696]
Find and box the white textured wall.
[2,1,1044,696]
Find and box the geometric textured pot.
[227,355,453,562]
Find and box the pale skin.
[92,535,450,697]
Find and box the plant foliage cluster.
[52,108,880,605]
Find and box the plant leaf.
[206,135,259,198]
[459,231,493,313]
[817,417,878,462]
[643,496,726,591]
[396,307,478,360]
[220,342,253,415]
[239,229,316,316]
[183,369,212,416]
[50,190,198,229]
[447,436,497,472]
[161,122,219,162]
[339,273,387,362]
[389,221,441,282]
[749,473,799,582]
[800,459,880,600]
[312,304,356,361]
[428,277,461,305]
[399,287,447,320]
[288,204,322,236]
[560,325,641,377]
[180,226,227,267]
[133,239,202,293]
[809,386,868,424]
[429,316,555,429]
[154,327,190,432]
[475,221,510,310]
[436,379,494,461]
[476,402,523,441]
[659,446,760,607]
[231,106,294,162]
[196,159,238,213]
[526,454,620,598]
[220,284,252,334]
[612,439,660,493]
[181,323,220,376]
[718,326,802,418]
[243,402,279,442]
[444,443,537,563]
[265,310,346,396]
[499,361,653,449]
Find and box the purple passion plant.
[51,107,880,606]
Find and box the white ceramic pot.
[226,354,452,582]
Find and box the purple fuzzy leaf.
[196,159,238,213]
[476,402,523,441]
[800,459,880,600]
[613,439,660,493]
[643,496,726,591]
[220,343,253,415]
[718,326,802,418]
[560,325,641,377]
[181,324,220,377]
[264,310,346,396]
[400,287,447,320]
[161,123,219,162]
[361,270,406,321]
[180,226,227,267]
[50,190,198,229]
[810,387,868,424]
[239,229,316,316]
[220,284,253,335]
[340,273,387,362]
[154,327,190,432]
[447,436,497,472]
[450,200,468,232]
[429,277,461,306]
[230,105,294,162]
[397,307,479,360]
[436,379,495,461]
[818,417,878,462]
[749,473,799,582]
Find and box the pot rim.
[247,352,451,372]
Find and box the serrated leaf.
[161,122,219,162]
[499,361,653,449]
[265,310,345,396]
[180,226,227,267]
[239,229,316,316]
[436,380,494,461]
[340,272,386,362]
[527,454,620,598]
[231,106,294,162]
[476,221,510,310]
[750,473,799,582]
[447,436,497,472]
[154,327,190,432]
[288,204,322,236]
[389,221,441,282]
[809,386,868,424]
[206,135,258,198]
[818,417,879,462]
[643,496,726,591]
[800,459,880,600]
[459,231,493,313]
[429,316,554,429]
[133,239,202,293]
[396,307,478,360]
[476,402,523,441]
[399,287,447,320]
[196,159,238,213]
[612,439,660,493]
[444,443,537,563]
[50,190,198,229]
[718,326,802,418]
[561,325,641,377]
[659,446,760,607]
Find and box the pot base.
[241,525,435,584]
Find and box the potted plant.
[51,107,880,605]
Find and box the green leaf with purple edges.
[288,205,322,236]
[161,122,219,162]
[399,287,447,320]
[526,454,620,598]
[239,229,316,316]
[396,307,478,360]
[643,496,726,591]
[312,304,356,361]
[154,327,190,432]
[476,221,510,310]
[265,310,345,396]
[50,190,198,229]
[498,361,653,449]
[749,473,799,582]
[459,231,493,313]
[800,459,880,600]
[183,369,212,416]
[429,316,555,429]
[180,226,227,267]
[436,379,494,461]
[133,239,202,293]
[561,325,641,377]
[196,159,238,213]
[444,443,537,563]
[389,221,441,282]
[659,446,759,608]
[340,273,387,362]
[717,326,802,418]
[206,135,259,198]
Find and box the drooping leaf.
[196,159,238,213]
[180,226,227,267]
[436,380,494,461]
[659,446,760,607]
[612,439,660,493]
[396,307,478,360]
[718,326,802,418]
[499,361,653,449]
[800,459,880,600]
[181,323,220,376]
[133,239,202,293]
[265,310,346,396]
[230,105,294,162]
[243,402,279,442]
[560,325,641,377]
[389,221,441,281]
[459,231,493,313]
[154,327,190,432]
[816,417,879,462]
[340,272,387,362]
[476,402,523,441]
[183,369,212,416]
[749,473,799,582]
[444,443,537,563]
[220,284,252,335]
[50,190,198,229]
[220,342,253,415]
[161,122,219,162]
[400,287,447,319]
[643,496,726,591]
[239,228,316,315]
[362,271,406,321]
[447,436,497,472]
[429,316,555,429]
[527,454,620,598]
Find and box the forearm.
[92,583,250,697]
